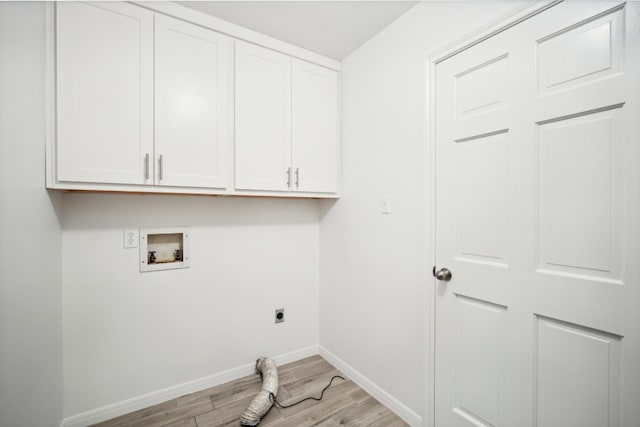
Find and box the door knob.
[434,267,452,282]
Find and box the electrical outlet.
[124,229,138,249]
[275,308,284,324]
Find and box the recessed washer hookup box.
[139,227,190,272]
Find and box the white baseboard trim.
[319,346,422,427]
[60,345,319,427]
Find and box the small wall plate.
[275,308,284,324]
[139,227,190,272]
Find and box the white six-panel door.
[434,2,639,426]
[155,15,233,189]
[56,2,153,185]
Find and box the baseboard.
[60,345,319,427]
[319,346,422,427]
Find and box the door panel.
[292,59,339,193]
[56,2,153,185]
[455,54,509,119]
[434,3,639,426]
[235,42,292,192]
[536,316,621,427]
[536,6,624,96]
[454,296,507,427]
[455,130,509,265]
[537,108,622,279]
[533,5,626,123]
[155,14,232,189]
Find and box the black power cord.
[254,358,346,410]
[269,375,346,409]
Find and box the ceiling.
[177,1,418,60]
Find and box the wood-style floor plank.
[94,399,213,427]
[164,418,198,427]
[92,356,408,427]
[330,397,391,426]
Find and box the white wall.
[319,1,526,421]
[62,194,320,416]
[0,3,64,426]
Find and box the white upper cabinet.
[235,42,292,192]
[49,2,340,197]
[154,15,233,189]
[235,43,339,194]
[292,59,339,193]
[56,2,153,185]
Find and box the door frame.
[423,2,562,426]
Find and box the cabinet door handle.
[295,168,299,188]
[144,153,150,180]
[159,155,164,181]
[286,167,291,187]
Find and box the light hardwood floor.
[93,355,409,427]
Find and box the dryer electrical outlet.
[275,308,284,324]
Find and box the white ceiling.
[177,1,418,60]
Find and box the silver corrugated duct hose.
[240,357,279,426]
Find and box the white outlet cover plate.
[124,229,139,248]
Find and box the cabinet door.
[235,42,292,192]
[292,60,339,193]
[155,15,232,189]
[56,2,153,185]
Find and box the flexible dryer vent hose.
[240,357,278,426]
